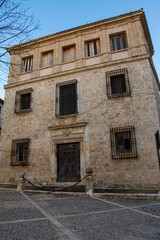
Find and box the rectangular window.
[85,39,100,57]
[11,139,30,165]
[110,33,127,52]
[110,126,137,159]
[63,45,76,63]
[56,79,78,117]
[20,93,31,110]
[110,74,126,94]
[41,51,53,68]
[15,88,33,114]
[16,142,29,162]
[21,56,33,73]
[106,68,131,98]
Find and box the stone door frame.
[49,122,88,184]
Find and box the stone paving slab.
[0,200,43,222]
[99,197,160,208]
[34,196,121,217]
[0,219,70,240]
[0,190,25,202]
[58,208,160,240]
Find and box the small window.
[110,126,137,159]
[41,51,53,68]
[21,56,33,73]
[63,45,76,63]
[15,88,33,114]
[20,93,31,110]
[85,39,100,57]
[110,33,127,52]
[56,79,78,117]
[106,68,131,98]
[11,139,31,165]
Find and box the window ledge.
[56,113,79,119]
[110,48,129,54]
[107,92,131,99]
[40,65,53,70]
[15,109,32,114]
[61,59,76,65]
[84,53,101,59]
[11,161,29,166]
[112,154,138,160]
[19,71,32,75]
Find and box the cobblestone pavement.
[0,189,160,240]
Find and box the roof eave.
[6,9,147,53]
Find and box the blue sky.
[0,0,160,99]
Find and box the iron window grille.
[106,68,131,98]
[110,33,127,52]
[21,56,33,73]
[14,88,33,114]
[56,79,78,117]
[110,126,137,159]
[85,39,100,57]
[10,138,31,166]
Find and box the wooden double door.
[57,142,80,182]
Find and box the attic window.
[63,45,76,63]
[85,39,100,57]
[21,56,33,73]
[110,33,127,52]
[41,51,53,68]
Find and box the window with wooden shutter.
[110,126,137,159]
[155,130,160,168]
[85,39,100,57]
[106,68,131,98]
[21,56,33,73]
[56,79,78,117]
[110,33,127,52]
[14,88,33,114]
[63,45,76,63]
[41,51,53,68]
[10,138,31,166]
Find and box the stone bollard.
[16,172,25,191]
[86,168,93,196]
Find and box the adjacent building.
[0,9,160,188]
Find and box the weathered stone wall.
[1,58,160,188]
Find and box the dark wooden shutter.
[60,84,77,116]
[155,130,160,168]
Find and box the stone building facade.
[0,9,160,188]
